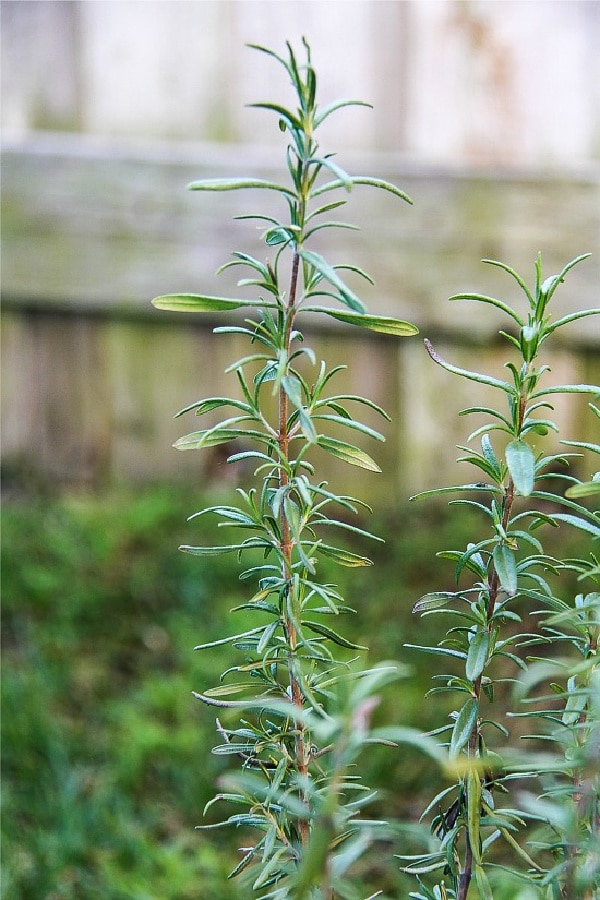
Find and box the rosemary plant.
[403,254,600,898]
[153,40,418,897]
[509,403,600,898]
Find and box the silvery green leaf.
[281,374,303,407]
[466,630,490,682]
[450,698,478,756]
[305,305,418,336]
[302,620,366,649]
[412,592,464,614]
[493,544,518,595]
[300,249,365,313]
[506,439,535,496]
[565,480,600,498]
[316,436,381,472]
[550,514,600,538]
[187,177,295,197]
[152,293,277,312]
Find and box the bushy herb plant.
[508,403,600,898]
[152,40,420,897]
[404,256,599,898]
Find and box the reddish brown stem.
[458,392,526,897]
[278,249,310,845]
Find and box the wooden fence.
[2,138,598,504]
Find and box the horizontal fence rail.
[2,138,599,501]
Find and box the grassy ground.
[1,482,587,899]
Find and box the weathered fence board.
[3,137,599,331]
[2,306,598,503]
[2,139,598,500]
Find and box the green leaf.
[405,644,467,661]
[550,514,600,538]
[566,480,600,498]
[450,698,478,757]
[175,396,252,418]
[303,620,366,649]
[481,434,500,479]
[174,421,265,450]
[424,340,513,394]
[481,257,535,306]
[304,306,418,336]
[560,438,600,454]
[474,864,493,900]
[493,544,518,595]
[152,293,276,312]
[317,543,373,567]
[187,177,295,197]
[505,439,535,496]
[467,768,482,865]
[281,374,304,407]
[412,592,464,614]
[313,516,382,542]
[194,625,267,650]
[313,98,372,127]
[448,292,524,326]
[316,435,381,472]
[545,306,600,336]
[181,537,269,557]
[265,226,293,246]
[312,414,384,442]
[312,175,412,204]
[247,102,302,130]
[532,383,600,398]
[466,630,490,682]
[300,249,366,313]
[298,407,317,443]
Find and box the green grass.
[1,484,586,898]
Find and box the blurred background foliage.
[2,476,588,899]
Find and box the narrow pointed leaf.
[317,543,373,567]
[413,591,464,613]
[303,620,366,649]
[533,384,600,398]
[550,514,600,538]
[316,435,381,472]
[194,625,267,650]
[298,407,317,443]
[466,630,490,682]
[175,397,252,418]
[247,102,301,129]
[506,439,535,496]
[187,177,295,197]
[405,644,467,661]
[181,537,269,557]
[152,293,276,312]
[450,698,478,757]
[546,307,600,335]
[424,340,513,393]
[467,768,482,865]
[313,98,372,127]
[313,414,384,442]
[448,292,524,326]
[566,480,600,498]
[312,176,412,204]
[174,421,265,450]
[300,249,365,313]
[281,374,304,407]
[305,306,418,336]
[474,865,493,900]
[493,544,518,595]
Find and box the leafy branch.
[153,38,418,895]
